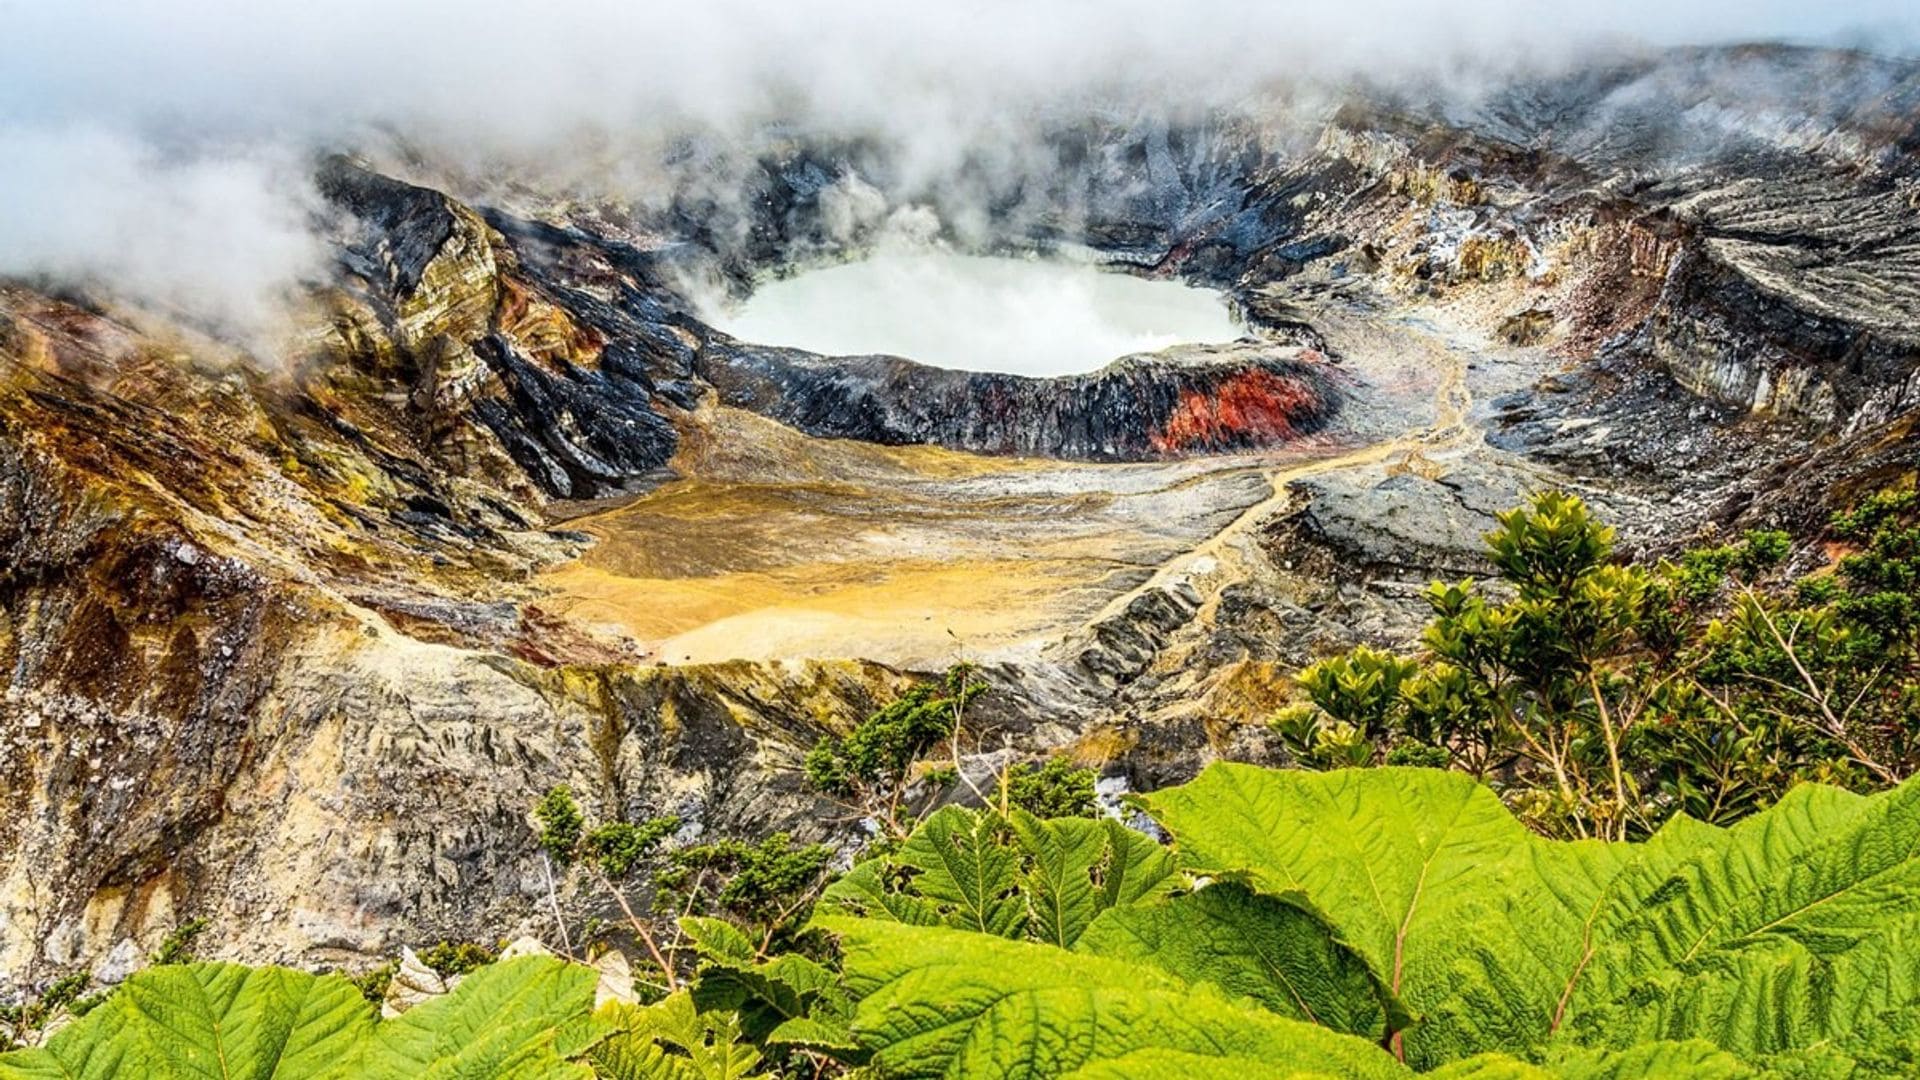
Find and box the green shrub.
[804,664,985,799]
[150,918,209,965]
[533,786,585,865]
[1001,757,1098,818]
[1300,489,1919,837]
[581,815,681,879]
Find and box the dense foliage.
[8,763,1918,1078]
[1286,488,1919,838]
[6,489,1913,1077]
[803,664,985,803]
[999,756,1100,818]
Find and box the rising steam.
[2,0,1915,340]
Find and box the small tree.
[804,663,987,834]
[1291,487,1919,838]
[1000,757,1099,818]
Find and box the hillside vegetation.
[2,763,1917,1078]
[3,488,1914,1078]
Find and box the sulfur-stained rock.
[1,42,1917,991]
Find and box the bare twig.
[592,865,678,992]
[541,854,573,959]
[661,868,710,969]
[1587,671,1630,840]
[1746,591,1899,782]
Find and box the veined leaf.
[1075,881,1402,1039]
[1010,810,1117,948]
[1568,778,1920,1057]
[823,916,1408,1079]
[814,857,945,926]
[677,917,759,966]
[1056,1047,1355,1080]
[1143,765,1601,1064]
[1143,766,1536,983]
[820,805,1175,948]
[0,963,375,1080]
[1544,1040,1756,1079]
[824,806,1023,936]
[347,955,598,1079]
[677,915,859,1060]
[1425,1040,1754,1079]
[1416,811,1723,1060]
[590,993,768,1080]
[1010,810,1178,948]
[764,1012,860,1054]
[1142,764,1920,1071]
[1422,1055,1558,1080]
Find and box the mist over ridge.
[1,1,1917,340]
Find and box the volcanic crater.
[2,43,1917,982]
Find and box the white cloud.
[0,0,1913,339]
[0,127,324,343]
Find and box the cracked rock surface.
[1,44,1916,986]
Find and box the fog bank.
[3,1,1915,342]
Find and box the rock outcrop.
[1,44,1916,990]
[697,340,1338,460]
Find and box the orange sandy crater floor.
[534,408,1346,668]
[533,303,1485,668]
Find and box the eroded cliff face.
[2,44,1917,988]
[0,285,927,977]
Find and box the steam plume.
[1,0,1914,339]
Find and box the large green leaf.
[1142,766,1538,981]
[1427,1040,1755,1079]
[344,956,598,1079]
[1142,765,1608,1064]
[824,806,1022,936]
[1055,1047,1358,1080]
[1074,881,1403,1039]
[819,805,1176,947]
[1565,779,1920,1058]
[1009,810,1178,947]
[590,993,767,1080]
[823,916,1408,1079]
[1142,764,1920,1072]
[1414,810,1724,1062]
[0,964,374,1080]
[679,916,856,1054]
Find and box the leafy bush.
[529,776,834,999]
[24,764,1917,1078]
[1295,488,1919,837]
[804,664,985,804]
[581,816,682,879]
[657,833,835,937]
[149,918,209,966]
[1000,757,1099,818]
[0,972,101,1052]
[534,785,586,865]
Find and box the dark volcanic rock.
[469,334,679,498]
[696,339,1341,461]
[6,42,1920,987]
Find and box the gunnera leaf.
[822,916,1409,1080]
